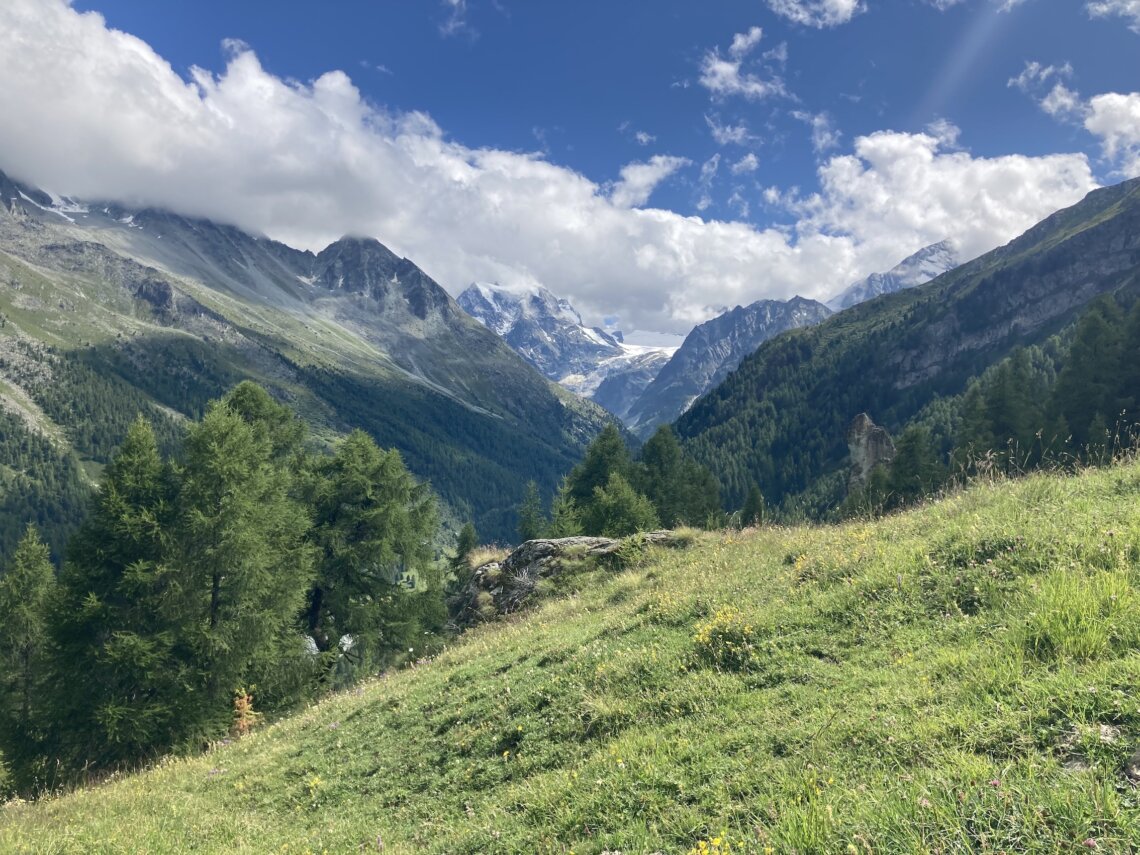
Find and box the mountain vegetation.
[678,177,1140,517]
[0,383,447,793]
[0,170,614,546]
[5,461,1140,852]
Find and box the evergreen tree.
[175,400,314,728]
[582,472,659,537]
[1049,298,1124,453]
[307,430,437,666]
[455,523,478,564]
[888,426,945,505]
[546,477,583,538]
[516,481,547,543]
[565,423,631,506]
[49,417,183,771]
[741,483,765,527]
[0,526,55,789]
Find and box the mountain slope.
[825,240,960,312]
[0,169,613,544]
[457,282,675,421]
[678,177,1140,509]
[626,296,833,437]
[6,462,1140,852]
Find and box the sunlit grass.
[4,465,1140,852]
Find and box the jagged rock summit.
[625,295,832,437]
[458,281,674,420]
[826,241,960,312]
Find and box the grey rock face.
[847,413,895,490]
[457,282,676,421]
[826,241,960,312]
[626,296,832,437]
[452,531,687,623]
[458,282,622,379]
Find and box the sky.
[0,0,1138,340]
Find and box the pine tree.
[307,430,437,666]
[741,483,765,527]
[1050,298,1124,454]
[455,523,478,564]
[566,423,631,506]
[175,400,314,728]
[546,477,583,538]
[516,481,547,543]
[49,416,183,771]
[0,526,55,790]
[582,472,660,537]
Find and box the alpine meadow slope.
[677,177,1140,511]
[4,462,1140,852]
[0,169,614,547]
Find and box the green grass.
[5,465,1140,853]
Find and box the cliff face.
[846,413,894,490]
[626,295,832,437]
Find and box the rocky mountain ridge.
[0,168,614,541]
[624,295,833,437]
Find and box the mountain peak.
[826,241,960,312]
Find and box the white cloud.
[795,129,1097,263]
[610,155,690,208]
[1041,83,1084,120]
[766,0,865,28]
[705,114,753,146]
[1009,61,1140,177]
[730,26,765,58]
[731,153,760,174]
[792,111,841,154]
[699,29,787,101]
[635,131,656,146]
[1085,92,1140,177]
[440,0,473,37]
[0,0,1101,335]
[696,155,721,212]
[1087,0,1140,32]
[1008,61,1073,93]
[925,118,962,149]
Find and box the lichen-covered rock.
[450,530,687,625]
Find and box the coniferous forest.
[0,382,447,793]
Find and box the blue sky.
[2,0,1138,336]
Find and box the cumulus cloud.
[793,129,1097,263]
[792,111,841,154]
[766,0,865,28]
[1085,92,1140,177]
[1010,61,1140,176]
[699,28,788,101]
[1087,0,1140,32]
[0,0,1101,335]
[610,155,690,208]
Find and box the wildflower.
[1083,840,1098,849]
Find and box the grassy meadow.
[4,464,1140,853]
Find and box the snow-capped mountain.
[458,282,624,379]
[826,241,960,312]
[457,282,676,419]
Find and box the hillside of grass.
[5,464,1140,853]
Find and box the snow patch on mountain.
[826,241,960,312]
